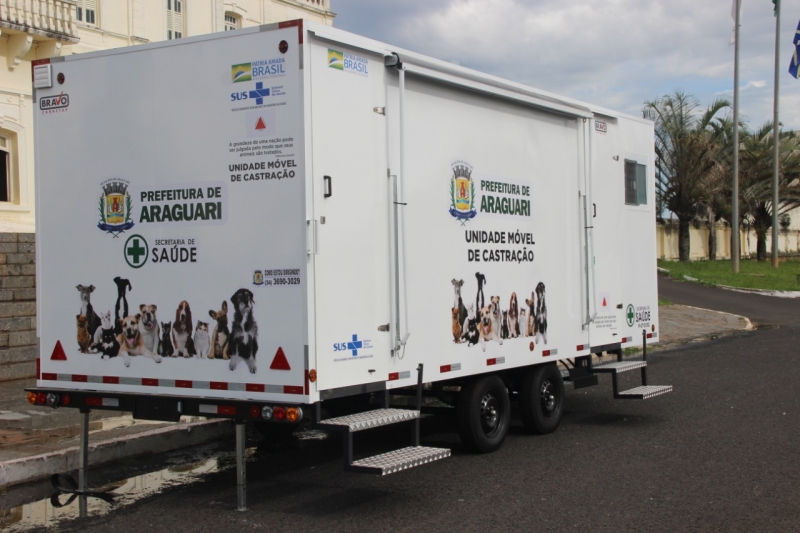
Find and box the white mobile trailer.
[30,21,670,496]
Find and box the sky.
[331,0,800,130]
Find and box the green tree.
[738,124,800,261]
[644,92,731,261]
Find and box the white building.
[0,0,335,232]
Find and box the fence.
[657,221,800,261]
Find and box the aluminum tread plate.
[618,385,672,399]
[319,408,419,432]
[351,446,451,475]
[593,360,647,373]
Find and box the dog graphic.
[451,307,462,343]
[76,315,91,353]
[475,272,487,311]
[172,300,195,358]
[451,279,469,339]
[501,309,510,339]
[508,292,520,338]
[160,322,174,357]
[489,296,502,338]
[535,282,548,345]
[524,292,536,337]
[208,301,230,360]
[138,304,160,355]
[113,277,131,334]
[461,303,475,342]
[194,321,210,359]
[93,310,113,344]
[520,308,527,336]
[478,305,503,352]
[117,315,162,367]
[76,285,101,341]
[228,289,258,373]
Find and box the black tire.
[457,375,510,453]
[519,364,565,435]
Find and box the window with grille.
[75,0,97,25]
[167,0,184,39]
[624,160,647,206]
[224,13,241,31]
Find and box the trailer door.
[309,41,391,393]
[588,117,624,349]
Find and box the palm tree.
[644,92,730,261]
[738,124,800,261]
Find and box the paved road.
[16,279,800,532]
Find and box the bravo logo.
[39,93,69,112]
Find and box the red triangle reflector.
[602,297,607,307]
[255,117,266,130]
[51,340,67,361]
[270,347,290,370]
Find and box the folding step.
[616,385,672,400]
[319,408,419,432]
[592,360,647,373]
[349,446,451,476]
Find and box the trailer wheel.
[519,364,565,435]
[457,375,510,453]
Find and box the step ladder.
[591,331,672,400]
[318,364,450,475]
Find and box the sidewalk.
[0,304,752,489]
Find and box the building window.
[224,13,241,31]
[0,135,9,202]
[624,160,647,206]
[75,0,97,25]
[167,0,184,39]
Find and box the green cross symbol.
[626,304,635,327]
[124,234,148,269]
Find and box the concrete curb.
[716,284,800,299]
[0,419,232,488]
[673,304,755,331]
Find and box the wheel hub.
[540,379,557,416]
[480,392,500,434]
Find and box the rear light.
[286,407,303,423]
[249,405,261,419]
[36,392,47,405]
[46,393,60,407]
[62,394,72,406]
[26,392,37,405]
[261,406,273,420]
[273,406,286,421]
[309,369,317,382]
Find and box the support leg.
[236,423,246,512]
[79,409,89,517]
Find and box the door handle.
[593,203,597,218]
[324,175,332,198]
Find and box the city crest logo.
[232,63,252,83]
[449,161,477,224]
[97,178,134,237]
[328,49,344,70]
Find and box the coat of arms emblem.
[449,161,477,224]
[98,179,134,237]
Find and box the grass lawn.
[658,258,800,291]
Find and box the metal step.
[319,408,419,432]
[349,446,450,475]
[616,385,672,399]
[592,360,647,373]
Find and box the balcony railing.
[0,0,79,43]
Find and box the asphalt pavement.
[6,276,800,532]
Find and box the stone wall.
[0,234,37,381]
